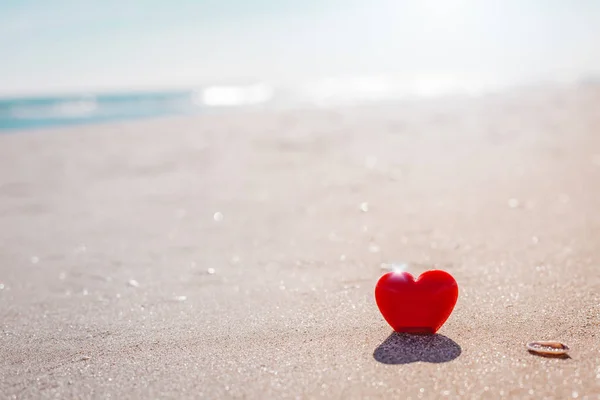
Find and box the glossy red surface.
[375,270,458,334]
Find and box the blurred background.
[1,0,600,130]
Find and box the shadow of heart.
[373,332,461,364]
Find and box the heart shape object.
[375,270,458,334]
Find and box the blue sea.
[0,82,286,131]
[0,74,597,132]
[0,78,498,131]
[0,91,215,131]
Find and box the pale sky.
[1,0,599,96]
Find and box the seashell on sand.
[527,341,569,357]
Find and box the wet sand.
[1,85,599,399]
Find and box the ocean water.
[0,83,282,131]
[0,77,509,131]
[0,91,216,131]
[0,73,597,131]
[0,92,194,131]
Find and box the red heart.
[375,270,458,334]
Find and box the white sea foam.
[194,83,273,107]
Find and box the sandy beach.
[1,84,599,399]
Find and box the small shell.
[527,341,569,356]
